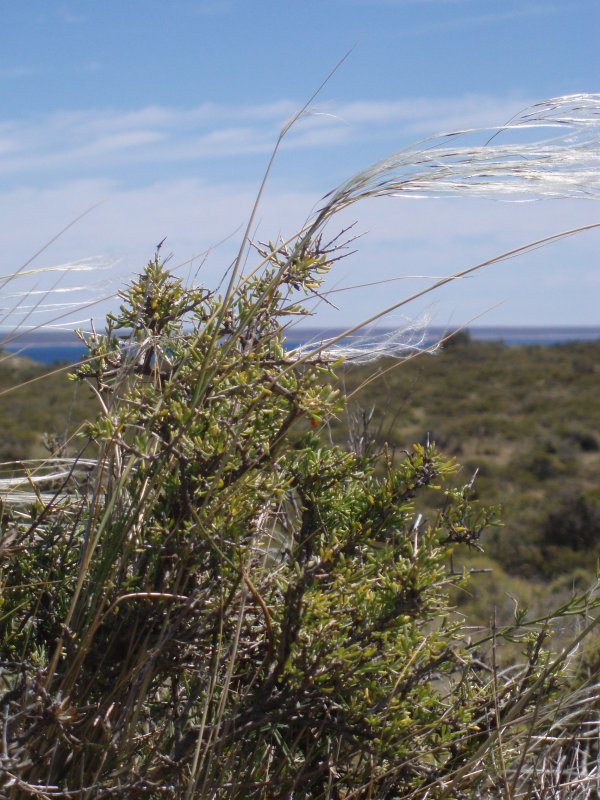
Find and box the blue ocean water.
[2,327,600,366]
[5,345,88,365]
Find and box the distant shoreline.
[284,326,600,348]
[1,326,599,366]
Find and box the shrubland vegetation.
[0,356,95,462]
[335,336,600,654]
[0,257,598,798]
[337,337,600,565]
[1,93,600,797]
[5,333,600,595]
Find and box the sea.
[1,326,599,366]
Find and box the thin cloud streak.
[0,94,533,180]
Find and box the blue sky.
[1,1,599,330]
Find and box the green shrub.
[0,253,597,798]
[542,492,600,551]
[3,92,600,798]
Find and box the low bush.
[542,492,600,552]
[0,253,597,798]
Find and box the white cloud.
[0,92,598,329]
[321,94,532,136]
[0,101,308,178]
[0,94,537,181]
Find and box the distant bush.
[442,329,472,349]
[525,450,564,481]
[542,492,600,551]
[568,429,600,452]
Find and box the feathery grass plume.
[290,316,438,365]
[0,249,119,510]
[273,93,600,365]
[0,94,600,799]
[0,255,120,365]
[307,94,600,233]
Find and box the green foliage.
[542,492,600,551]
[0,357,94,462]
[2,91,600,798]
[335,338,600,584]
[0,253,599,798]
